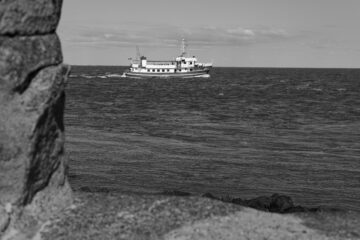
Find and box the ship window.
[190,61,192,65]
[157,69,160,72]
[167,69,170,72]
[147,69,150,72]
[190,69,193,71]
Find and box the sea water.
[65,66,360,211]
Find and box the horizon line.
[68,64,360,70]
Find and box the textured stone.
[204,192,308,213]
[0,34,62,93]
[270,193,294,213]
[0,64,71,208]
[35,193,355,240]
[244,195,271,211]
[0,205,10,233]
[0,0,63,35]
[0,0,71,236]
[38,193,244,240]
[164,208,330,240]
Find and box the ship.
[122,39,212,78]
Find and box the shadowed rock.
[202,192,219,200]
[0,34,63,92]
[161,190,192,197]
[0,37,71,213]
[244,193,295,213]
[0,205,10,233]
[231,197,245,205]
[0,0,72,237]
[270,193,294,212]
[245,195,272,211]
[201,192,336,214]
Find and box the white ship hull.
[123,39,212,79]
[123,68,211,79]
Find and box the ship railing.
[147,61,175,65]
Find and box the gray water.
[65,66,360,211]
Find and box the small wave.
[295,83,310,90]
[183,74,210,79]
[106,74,125,78]
[78,74,122,79]
[80,74,97,79]
[312,88,323,92]
[195,74,210,78]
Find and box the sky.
[58,0,360,68]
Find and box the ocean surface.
[65,66,360,211]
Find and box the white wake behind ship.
[122,39,212,78]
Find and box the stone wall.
[0,0,72,235]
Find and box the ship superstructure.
[122,39,212,78]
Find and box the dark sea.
[65,66,360,211]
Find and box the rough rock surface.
[164,208,328,240]
[0,0,63,35]
[0,35,63,92]
[39,193,244,240]
[34,193,360,240]
[0,205,10,233]
[0,0,72,237]
[202,192,324,213]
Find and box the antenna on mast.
[136,46,141,61]
[181,39,187,57]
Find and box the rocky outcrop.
[239,193,295,213]
[201,192,332,213]
[0,0,72,237]
[164,208,329,240]
[0,0,63,36]
[36,192,360,240]
[161,190,192,196]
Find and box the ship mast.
[181,38,187,57]
[136,46,141,61]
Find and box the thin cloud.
[59,22,293,49]
[226,27,255,37]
